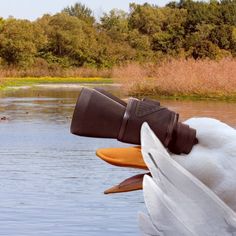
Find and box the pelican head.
[97,118,236,213]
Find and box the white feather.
[176,118,236,210]
[142,175,197,236]
[138,212,162,236]
[139,119,236,236]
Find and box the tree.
[40,13,96,66]
[0,19,46,67]
[100,9,129,41]
[129,3,162,35]
[1,0,236,68]
[62,2,95,25]
[221,0,236,26]
[0,17,4,29]
[179,0,222,32]
[192,40,221,59]
[210,24,233,49]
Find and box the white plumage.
[139,118,236,236]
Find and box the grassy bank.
[114,58,236,101]
[0,77,113,90]
[1,58,236,101]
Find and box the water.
[0,84,236,236]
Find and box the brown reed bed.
[1,58,236,100]
[0,65,112,78]
[112,58,236,99]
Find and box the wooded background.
[0,1,235,69]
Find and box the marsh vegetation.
[0,1,236,98]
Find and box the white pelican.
[139,118,236,235]
[97,118,236,235]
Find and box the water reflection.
[0,121,143,236]
[0,84,235,236]
[0,84,143,236]
[163,100,236,127]
[1,84,236,126]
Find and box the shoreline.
[1,77,236,101]
[128,87,236,101]
[130,93,236,102]
[0,77,113,90]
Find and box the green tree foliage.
[179,0,222,31]
[100,9,137,63]
[100,10,129,41]
[0,17,4,28]
[37,12,134,68]
[129,3,187,55]
[221,0,236,25]
[128,29,153,60]
[62,2,95,25]
[0,1,236,68]
[41,13,108,67]
[0,19,46,67]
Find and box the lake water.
[0,84,236,236]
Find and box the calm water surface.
[0,84,236,236]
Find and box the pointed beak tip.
[104,185,120,194]
[104,190,110,195]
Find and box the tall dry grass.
[112,58,236,98]
[0,66,112,78]
[1,58,236,99]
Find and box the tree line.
[0,0,235,69]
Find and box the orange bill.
[96,146,148,170]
